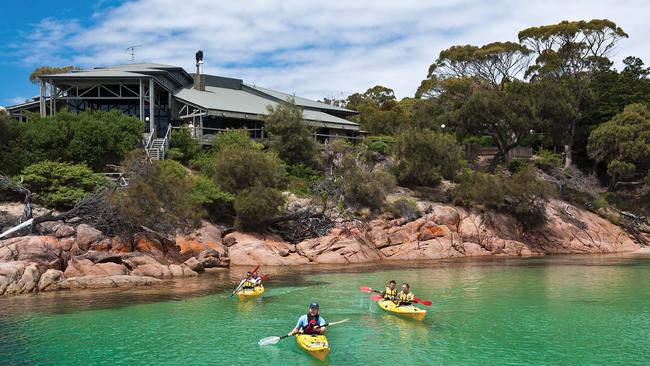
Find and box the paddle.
[360,286,433,306]
[370,294,383,301]
[258,319,349,346]
[260,274,269,281]
[230,265,260,296]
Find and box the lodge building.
[5,58,362,159]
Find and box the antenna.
[125,45,142,63]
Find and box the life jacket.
[242,279,255,288]
[303,314,321,334]
[384,286,397,299]
[398,291,414,303]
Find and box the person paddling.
[252,271,262,286]
[397,283,414,306]
[288,303,327,336]
[380,280,397,300]
[241,272,255,290]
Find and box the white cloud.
[17,0,650,99]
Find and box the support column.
[199,114,204,140]
[139,79,144,122]
[39,81,46,117]
[50,83,56,116]
[149,78,155,137]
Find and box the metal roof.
[174,85,358,129]
[43,70,149,78]
[244,84,356,115]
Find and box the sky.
[1,0,649,107]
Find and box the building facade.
[5,63,363,158]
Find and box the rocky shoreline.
[0,198,642,296]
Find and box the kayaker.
[252,271,262,286]
[380,280,397,300]
[241,272,255,290]
[288,303,327,336]
[397,283,414,306]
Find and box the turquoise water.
[1,255,650,365]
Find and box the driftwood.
[1,172,139,239]
[268,210,334,243]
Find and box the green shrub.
[211,129,263,153]
[339,152,395,212]
[169,127,203,164]
[265,101,318,166]
[453,167,555,230]
[19,161,106,208]
[463,135,494,147]
[366,140,389,155]
[111,154,203,233]
[286,163,322,197]
[592,196,609,210]
[0,110,142,175]
[191,175,236,220]
[395,128,464,187]
[234,186,284,230]
[210,145,286,194]
[535,149,562,171]
[452,169,506,208]
[188,151,215,174]
[506,159,527,174]
[392,198,421,221]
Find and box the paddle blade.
[414,297,432,306]
[326,318,349,326]
[359,286,374,293]
[370,294,383,301]
[260,274,269,281]
[258,336,281,346]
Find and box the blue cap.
[309,302,319,309]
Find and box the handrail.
[161,124,172,160]
[144,131,154,149]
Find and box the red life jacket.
[303,314,321,334]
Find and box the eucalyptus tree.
[519,19,628,167]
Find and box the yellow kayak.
[236,285,264,298]
[377,299,427,321]
[295,334,330,361]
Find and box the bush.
[365,140,389,155]
[339,152,395,212]
[453,167,555,230]
[265,100,318,166]
[210,145,286,194]
[452,169,506,208]
[111,155,203,233]
[506,159,527,174]
[234,186,284,230]
[592,196,609,210]
[169,127,203,164]
[190,175,236,221]
[0,110,142,175]
[463,135,493,147]
[392,198,421,221]
[535,149,562,171]
[212,129,263,153]
[286,163,322,197]
[395,128,464,187]
[19,161,106,208]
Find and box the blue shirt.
[295,314,326,330]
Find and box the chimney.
[194,50,204,91]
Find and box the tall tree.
[518,19,628,167]
[264,99,318,167]
[416,41,531,98]
[588,103,650,190]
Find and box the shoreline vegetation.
[3,17,650,296]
